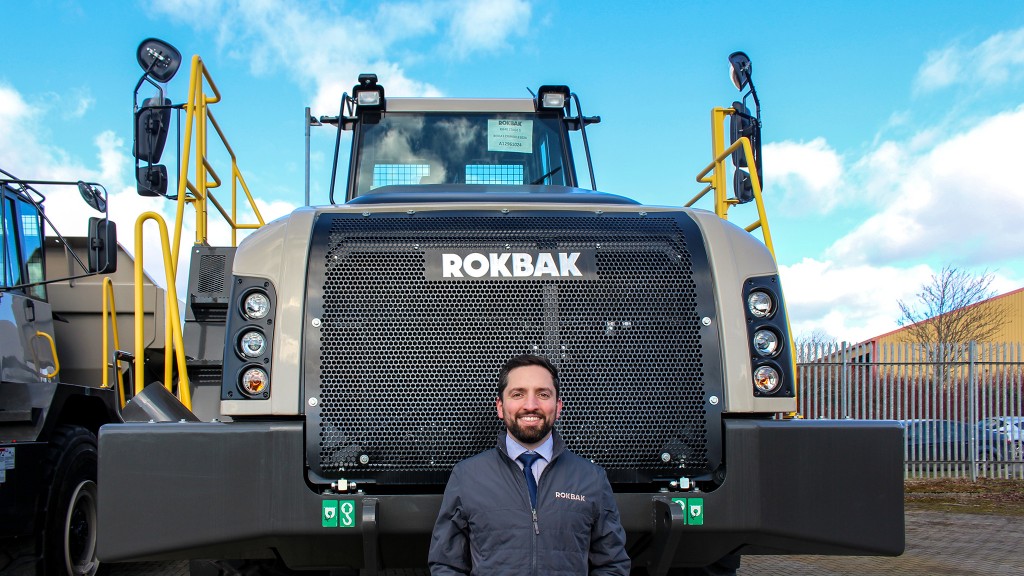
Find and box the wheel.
[43,425,101,576]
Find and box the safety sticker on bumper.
[322,500,356,528]
[672,497,704,526]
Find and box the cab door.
[0,188,56,387]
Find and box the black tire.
[43,425,101,576]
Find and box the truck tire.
[43,425,101,576]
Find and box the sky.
[2,0,1023,343]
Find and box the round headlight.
[240,367,269,397]
[239,330,267,358]
[753,365,781,394]
[243,291,270,320]
[747,290,773,318]
[753,329,780,357]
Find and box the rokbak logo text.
[425,249,597,281]
[443,252,581,278]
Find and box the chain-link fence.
[796,341,1024,479]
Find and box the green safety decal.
[671,497,704,526]
[322,500,356,528]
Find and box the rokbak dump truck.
[0,168,166,576]
[98,42,904,575]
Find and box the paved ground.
[738,508,1023,575]
[42,507,1021,576]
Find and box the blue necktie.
[517,452,542,509]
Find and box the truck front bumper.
[98,419,904,569]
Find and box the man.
[428,354,630,575]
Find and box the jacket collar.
[496,428,567,461]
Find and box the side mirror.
[135,97,171,164]
[733,169,753,204]
[136,165,168,197]
[136,38,182,83]
[88,217,117,274]
[729,101,756,169]
[728,52,752,91]
[729,101,760,205]
[77,181,108,212]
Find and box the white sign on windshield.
[487,119,533,154]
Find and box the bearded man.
[428,354,630,575]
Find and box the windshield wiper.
[530,166,562,185]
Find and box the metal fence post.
[841,341,849,419]
[969,341,977,482]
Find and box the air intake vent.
[304,211,722,485]
[187,247,236,321]
[197,255,227,293]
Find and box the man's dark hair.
[497,354,560,399]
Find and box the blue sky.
[3,1,1024,342]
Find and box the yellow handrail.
[34,331,59,379]
[687,106,776,258]
[134,212,191,410]
[101,277,127,408]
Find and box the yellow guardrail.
[172,54,265,260]
[686,106,775,258]
[134,212,191,410]
[101,277,127,408]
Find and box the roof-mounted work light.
[353,74,385,111]
[536,85,570,111]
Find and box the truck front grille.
[304,210,722,485]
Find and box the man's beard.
[505,412,555,445]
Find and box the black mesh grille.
[304,212,721,485]
[197,254,227,293]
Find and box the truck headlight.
[240,367,269,397]
[243,291,270,320]
[752,329,780,357]
[239,330,267,358]
[747,290,773,318]
[753,365,781,394]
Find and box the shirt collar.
[505,432,554,463]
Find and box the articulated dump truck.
[98,41,904,576]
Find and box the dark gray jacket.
[428,430,630,575]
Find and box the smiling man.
[428,354,630,575]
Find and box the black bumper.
[97,419,904,569]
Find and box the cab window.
[352,113,569,197]
[1,189,46,300]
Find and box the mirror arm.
[327,93,352,205]
[571,93,597,190]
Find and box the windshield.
[351,112,569,197]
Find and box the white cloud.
[447,0,532,58]
[150,0,534,113]
[914,27,1024,93]
[782,258,935,343]
[762,138,844,213]
[827,105,1024,266]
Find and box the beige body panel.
[222,201,794,416]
